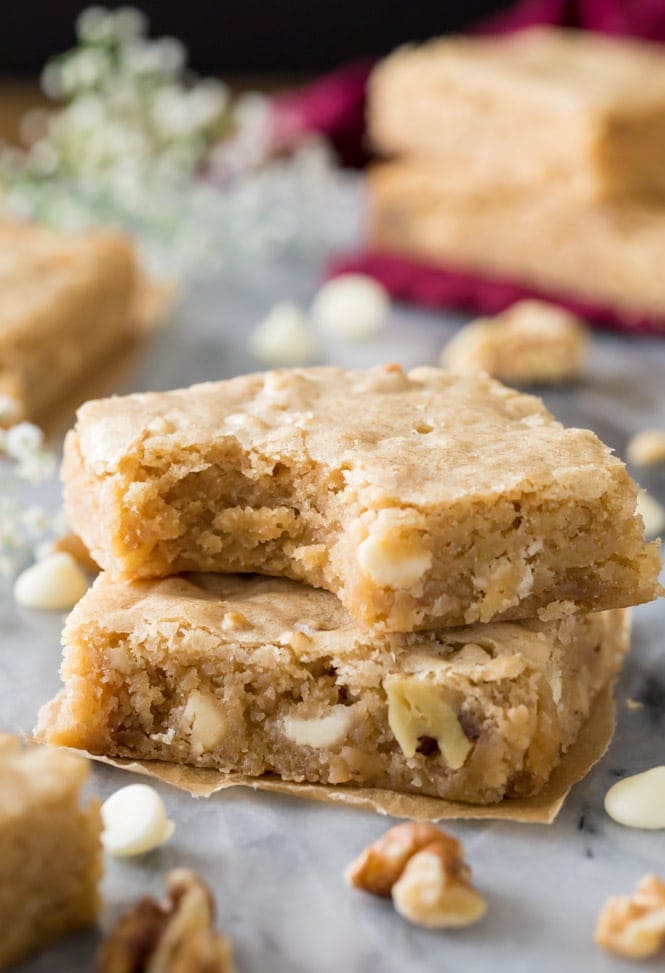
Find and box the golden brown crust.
[369,28,665,202]
[0,220,140,422]
[0,737,102,968]
[62,366,661,631]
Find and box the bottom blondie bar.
[37,574,629,806]
[0,736,102,969]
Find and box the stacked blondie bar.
[37,365,661,805]
[367,28,665,324]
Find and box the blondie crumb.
[0,735,102,969]
[36,573,630,805]
[441,300,588,385]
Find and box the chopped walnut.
[98,869,236,972]
[595,874,665,959]
[345,823,485,929]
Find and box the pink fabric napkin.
[477,0,665,37]
[327,250,665,335]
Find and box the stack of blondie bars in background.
[367,28,665,325]
[37,365,661,806]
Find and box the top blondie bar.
[369,27,665,202]
[62,366,661,631]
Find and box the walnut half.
[345,822,486,929]
[97,869,235,972]
[595,874,665,959]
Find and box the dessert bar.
[37,572,630,805]
[0,736,102,969]
[369,28,665,202]
[62,366,661,631]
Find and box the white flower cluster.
[0,6,343,280]
[0,409,61,578]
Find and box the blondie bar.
[368,162,665,322]
[0,221,139,422]
[0,736,102,969]
[62,366,660,631]
[36,573,630,805]
[440,301,588,385]
[369,28,665,201]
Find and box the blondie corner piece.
[0,735,102,969]
[36,573,630,806]
[369,27,665,202]
[0,220,139,423]
[62,367,660,631]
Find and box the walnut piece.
[595,874,665,959]
[385,677,472,768]
[98,868,235,972]
[345,823,485,929]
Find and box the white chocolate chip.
[358,515,431,590]
[386,676,472,768]
[605,767,665,829]
[311,274,389,341]
[221,610,248,631]
[182,689,226,754]
[101,784,175,857]
[627,430,665,467]
[636,490,665,539]
[13,552,89,610]
[250,303,318,366]
[283,705,353,748]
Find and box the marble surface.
[2,184,665,972]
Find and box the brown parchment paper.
[78,686,616,825]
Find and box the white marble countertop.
[3,187,665,971]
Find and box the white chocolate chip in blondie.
[283,705,353,749]
[385,677,472,768]
[221,610,249,631]
[605,767,665,829]
[358,515,431,590]
[101,783,175,857]
[13,552,89,610]
[182,689,227,754]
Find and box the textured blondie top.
[369,27,665,202]
[0,220,139,423]
[37,573,629,805]
[63,366,661,632]
[0,736,102,969]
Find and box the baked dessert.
[368,161,665,322]
[36,573,630,805]
[0,220,139,423]
[0,735,102,969]
[369,28,665,202]
[62,366,660,631]
[440,300,588,385]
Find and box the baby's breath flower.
[4,422,43,460]
[16,451,56,483]
[0,394,20,423]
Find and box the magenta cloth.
[476,0,665,37]
[269,60,373,167]
[327,250,665,335]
